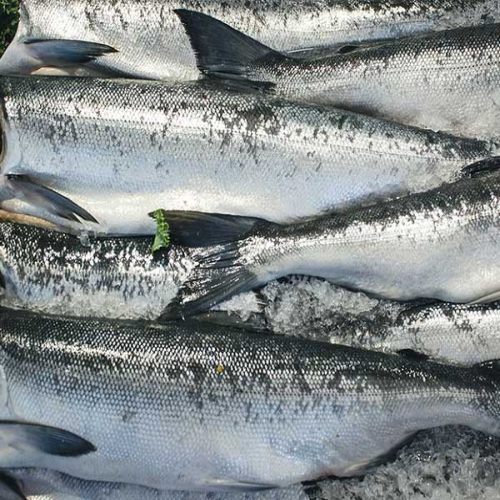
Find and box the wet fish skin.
[1,311,500,490]
[165,167,500,317]
[179,14,500,140]
[0,76,495,235]
[0,221,192,320]
[0,468,308,499]
[3,0,500,80]
[369,303,500,366]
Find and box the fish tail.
[161,243,260,319]
[175,9,278,90]
[157,210,278,318]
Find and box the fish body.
[0,76,495,234]
[2,0,500,80]
[179,16,500,140]
[0,311,500,490]
[166,168,500,316]
[0,468,308,499]
[370,303,500,366]
[0,221,192,320]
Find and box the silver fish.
[177,14,500,141]
[0,76,496,235]
[281,300,500,366]
[0,221,193,320]
[2,0,500,80]
[1,310,500,491]
[368,302,500,366]
[162,164,500,317]
[0,468,308,499]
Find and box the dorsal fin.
[175,9,280,80]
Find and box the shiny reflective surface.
[3,0,500,80]
[0,76,495,234]
[0,311,499,491]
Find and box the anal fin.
[0,471,27,500]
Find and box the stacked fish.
[0,0,499,498]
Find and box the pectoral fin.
[0,38,117,76]
[0,421,96,457]
[4,175,98,225]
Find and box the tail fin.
[0,38,117,76]
[158,211,279,318]
[150,209,275,247]
[175,9,279,80]
[162,241,260,319]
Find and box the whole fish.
[0,76,496,235]
[1,310,500,491]
[0,221,193,320]
[162,164,500,317]
[2,0,500,80]
[0,468,308,499]
[177,14,500,140]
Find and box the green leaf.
[151,209,170,253]
[0,0,19,56]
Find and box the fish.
[2,0,500,80]
[1,309,500,491]
[177,12,500,141]
[0,468,308,499]
[0,220,194,320]
[161,161,500,318]
[283,301,500,367]
[0,76,497,235]
[367,302,500,366]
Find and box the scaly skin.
[0,222,193,320]
[247,24,500,140]
[3,0,500,80]
[176,171,500,314]
[0,311,499,491]
[0,76,494,234]
[371,303,500,366]
[314,302,500,366]
[0,467,308,499]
